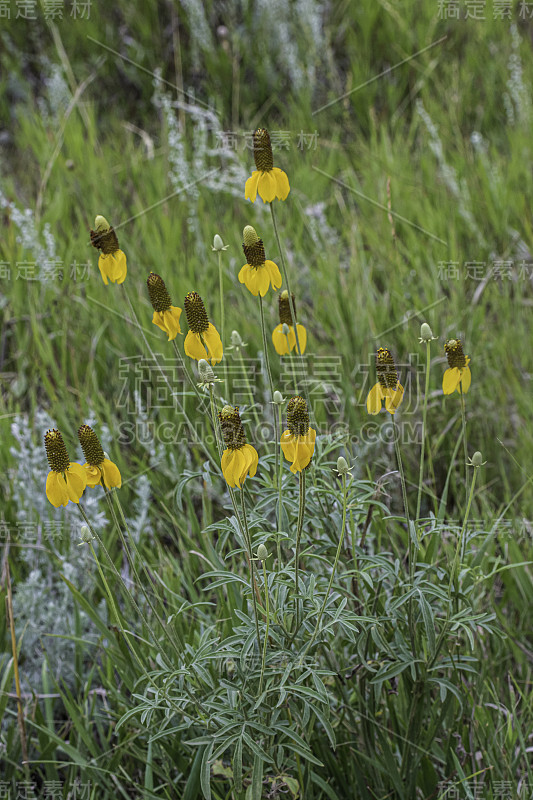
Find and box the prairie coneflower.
[218,406,258,488]
[239,226,282,296]
[183,291,223,365]
[245,128,290,204]
[90,215,127,285]
[44,429,87,507]
[443,338,471,394]
[78,425,121,489]
[280,396,316,473]
[146,272,182,341]
[366,348,404,415]
[272,291,307,355]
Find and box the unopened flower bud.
[198,359,215,383]
[80,525,93,543]
[419,322,435,342]
[257,544,269,561]
[282,323,290,336]
[471,451,484,467]
[212,234,226,251]
[231,330,243,347]
[273,390,284,405]
[94,215,110,232]
[337,456,349,473]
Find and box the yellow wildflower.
[245,128,290,203]
[443,338,471,394]
[90,215,127,285]
[239,225,282,296]
[218,405,258,488]
[44,429,87,507]
[183,291,223,365]
[272,290,307,355]
[146,272,182,341]
[78,424,121,489]
[366,348,404,415]
[280,396,316,474]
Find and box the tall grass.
[1,2,532,797]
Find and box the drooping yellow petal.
[280,430,296,462]
[64,463,87,503]
[152,311,167,335]
[46,471,68,507]
[294,324,307,354]
[384,383,404,415]
[97,256,109,285]
[203,323,223,365]
[458,366,471,394]
[153,306,182,341]
[291,439,311,473]
[221,448,246,488]
[184,331,207,361]
[238,263,254,291]
[442,367,461,395]
[101,459,122,489]
[257,171,277,203]
[113,250,127,283]
[84,464,102,487]
[99,251,127,284]
[245,171,261,203]
[305,427,317,456]
[272,324,290,355]
[239,264,264,296]
[366,382,384,415]
[272,167,290,200]
[264,260,282,291]
[290,428,316,473]
[242,444,259,479]
[256,266,271,297]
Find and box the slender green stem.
[104,487,183,654]
[80,505,208,719]
[429,464,479,669]
[217,250,229,400]
[238,348,261,429]
[393,416,416,653]
[258,294,279,490]
[270,203,315,425]
[285,334,299,395]
[121,284,218,472]
[171,338,203,403]
[269,203,302,361]
[451,464,478,601]
[276,403,284,569]
[460,385,469,496]
[304,472,348,654]
[209,386,224,460]
[240,488,262,651]
[258,559,270,696]
[294,471,306,631]
[258,294,275,399]
[416,341,431,524]
[80,502,156,638]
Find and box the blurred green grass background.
[1,0,532,515]
[1,1,532,796]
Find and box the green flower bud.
[419,322,435,342]
[257,544,269,561]
[231,330,243,347]
[94,215,110,232]
[212,234,226,251]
